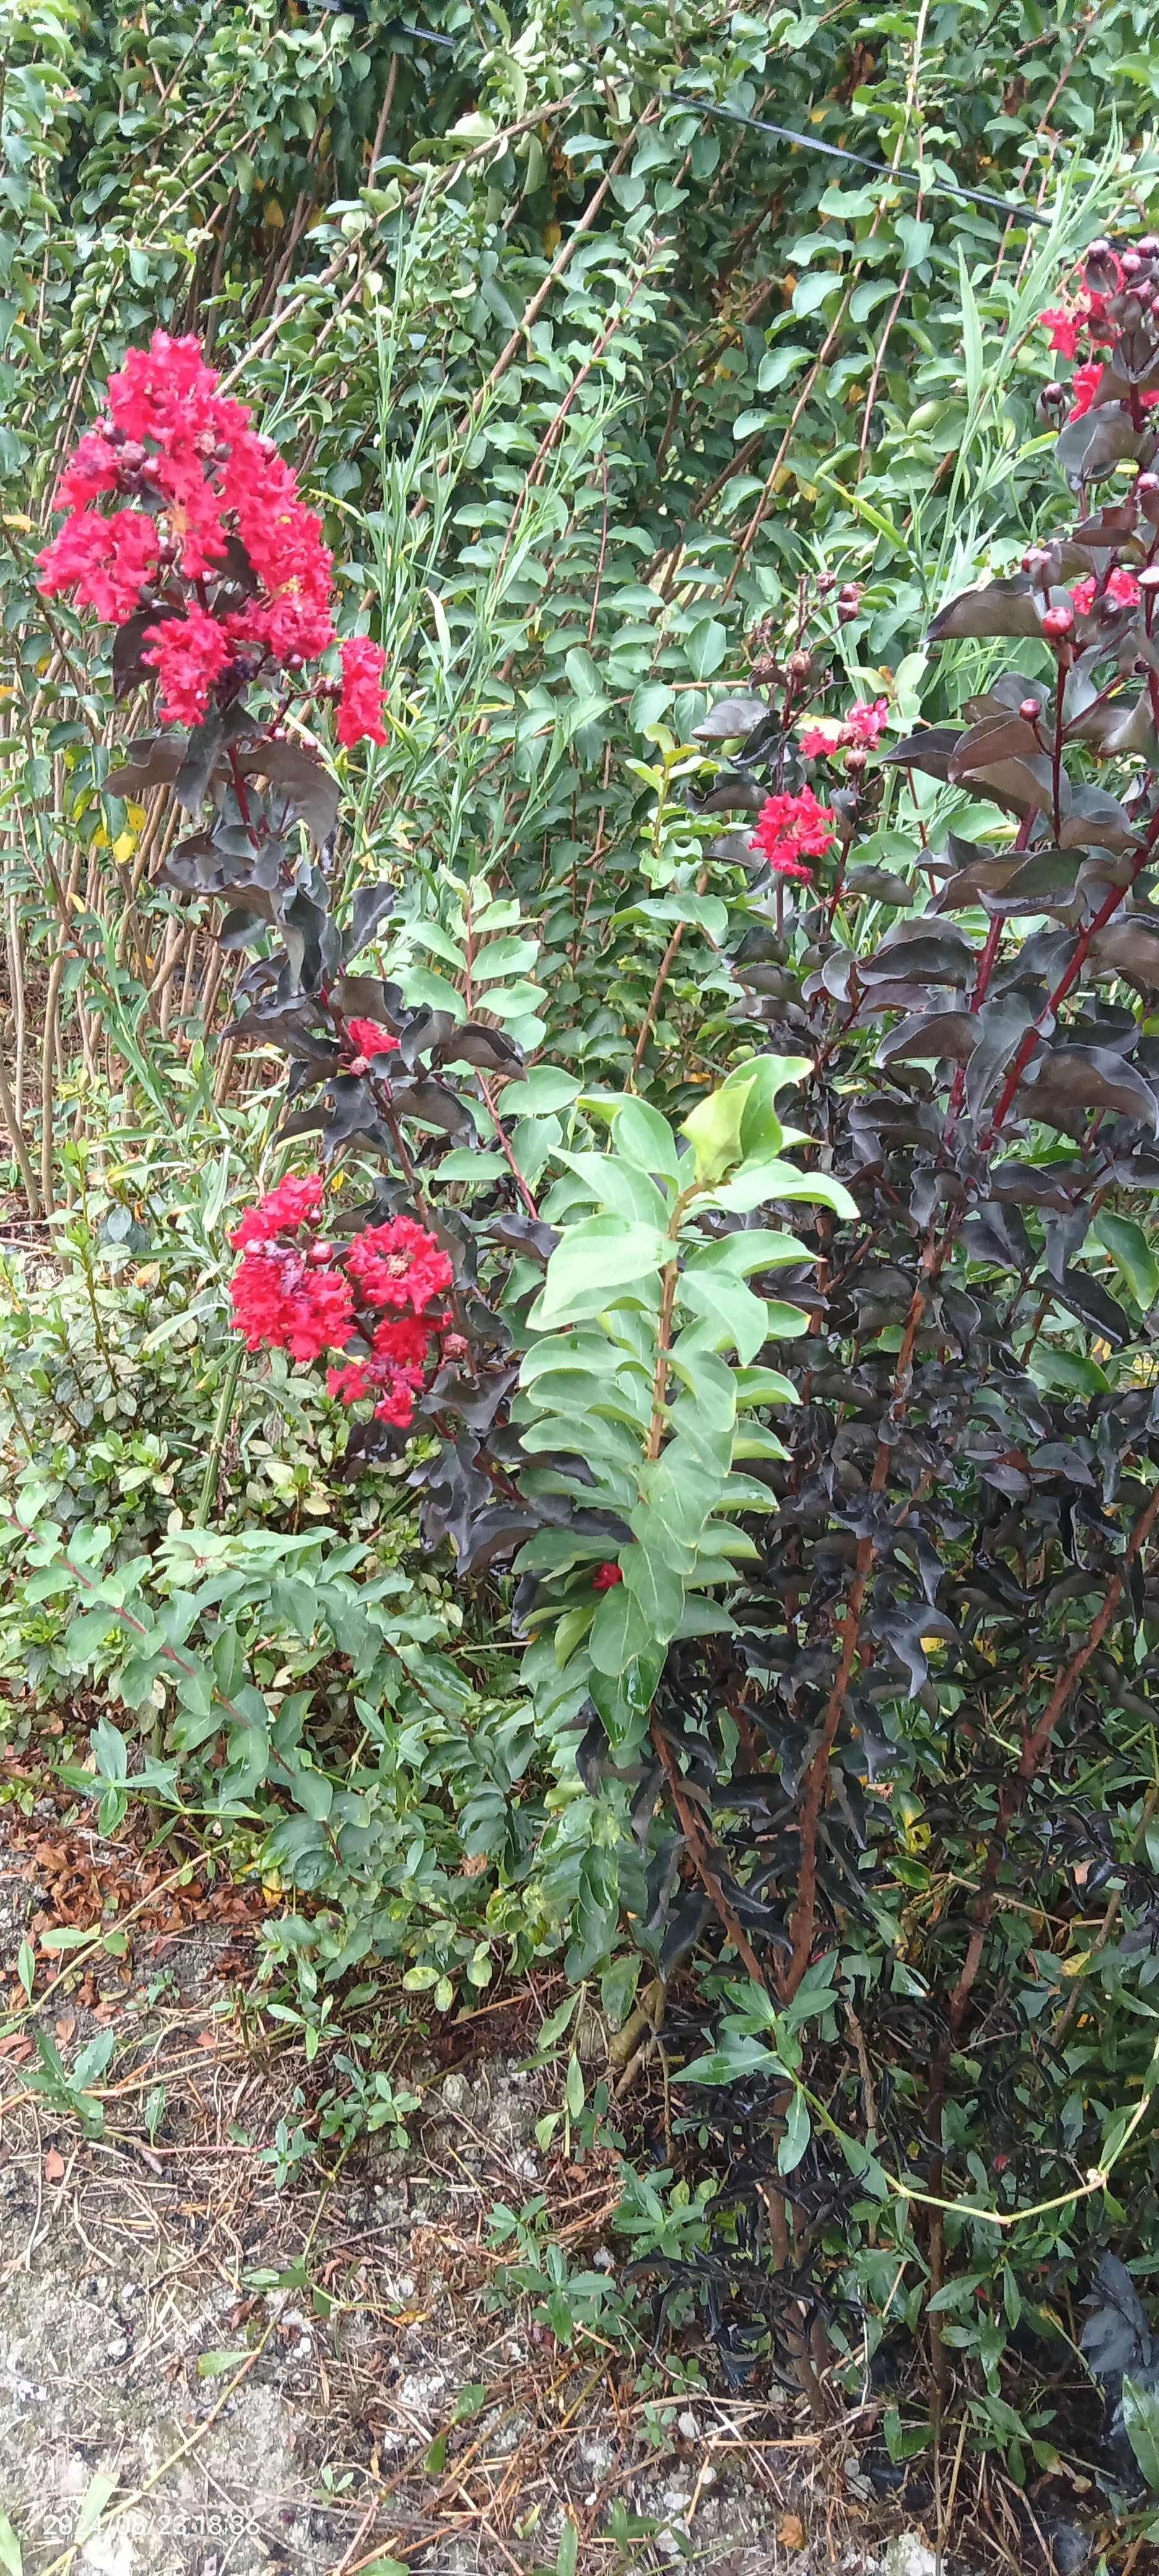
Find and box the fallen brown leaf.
[778,2517,806,2551]
[44,2147,66,2184]
[54,2014,77,2043]
[0,2034,33,2063]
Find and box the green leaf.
[0,2510,22,2576]
[557,2517,580,2576]
[196,2348,250,2380]
[601,1952,641,2027]
[621,1539,685,1635]
[534,1217,670,1328]
[1123,2377,1159,2490]
[958,242,983,413]
[778,2089,811,2175]
[565,2053,585,2117]
[680,2037,783,2084]
[74,2471,118,2544]
[498,1069,581,1118]
[686,616,727,679]
[707,1160,859,1218]
[16,1939,33,2000]
[611,1097,680,1181]
[588,1578,657,1675]
[1093,1211,1159,1312]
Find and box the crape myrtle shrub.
[7,0,1159,2496]
[25,256,1159,2494]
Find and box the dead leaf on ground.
[44,2147,66,2183]
[0,2034,33,2063]
[778,2516,807,2550]
[54,2013,76,2043]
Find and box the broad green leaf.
[621,1539,685,1634]
[681,2037,783,2084]
[588,1578,657,1674]
[707,1161,859,1218]
[778,2089,811,2174]
[612,1096,680,1181]
[1094,1211,1159,1312]
[555,1150,671,1225]
[498,1069,581,1118]
[196,2348,250,2379]
[534,1218,671,1329]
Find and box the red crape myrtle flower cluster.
[798,696,890,763]
[1040,237,1159,422]
[229,1174,454,1430]
[37,330,388,744]
[749,786,837,882]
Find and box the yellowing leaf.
[112,831,136,863]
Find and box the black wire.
[383,19,1051,227]
[670,91,1051,226]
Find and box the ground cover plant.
[6,0,1159,2561]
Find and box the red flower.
[326,1312,440,1427]
[106,331,249,451]
[750,788,835,881]
[53,430,122,513]
[799,725,836,759]
[230,1247,354,1361]
[219,432,335,661]
[143,604,233,728]
[1040,304,1087,359]
[1068,361,1105,420]
[345,1017,399,1060]
[592,1562,623,1591]
[230,1171,324,1251]
[344,1214,453,1312]
[337,637,388,749]
[37,507,160,624]
[1070,565,1142,618]
[845,695,890,747]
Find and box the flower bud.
[1041,603,1074,637]
[817,570,837,596]
[1122,248,1144,276]
[788,648,812,679]
[837,586,860,624]
[1019,697,1041,721]
[347,1055,370,1076]
[844,744,869,773]
[120,440,146,471]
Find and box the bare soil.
[0,1784,985,2574]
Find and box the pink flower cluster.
[37,331,387,744]
[228,1173,453,1427]
[750,787,836,882]
[799,697,890,762]
[1070,565,1141,617]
